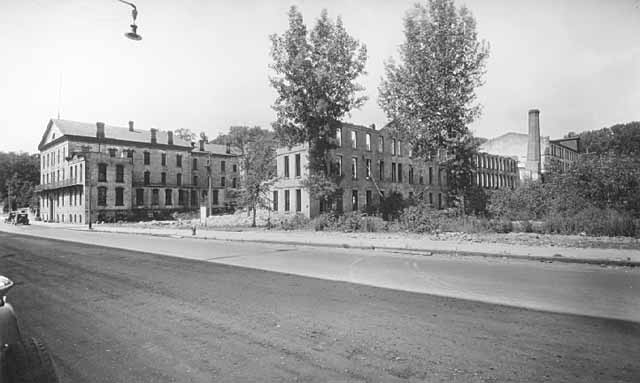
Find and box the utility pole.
[207,157,212,218]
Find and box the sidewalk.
[69,223,640,267]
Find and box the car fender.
[0,303,21,347]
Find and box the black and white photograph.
[0,0,639,381]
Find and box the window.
[398,163,403,183]
[232,178,237,188]
[193,175,198,186]
[178,190,185,205]
[296,189,302,212]
[337,156,342,176]
[232,164,237,172]
[429,192,433,206]
[284,156,290,178]
[115,187,124,206]
[116,165,124,183]
[379,160,384,181]
[221,176,226,187]
[108,148,117,157]
[284,190,290,211]
[419,170,424,185]
[365,159,371,179]
[80,164,83,181]
[62,169,65,180]
[336,127,342,147]
[165,189,172,205]
[192,158,197,170]
[273,191,278,211]
[177,173,182,186]
[144,152,150,165]
[136,189,144,206]
[152,189,159,205]
[144,171,151,186]
[392,139,396,155]
[365,133,371,151]
[97,186,107,206]
[366,190,372,207]
[161,172,166,185]
[221,160,226,173]
[428,167,433,185]
[397,140,402,156]
[392,163,397,182]
[191,190,197,206]
[161,153,166,166]
[176,154,182,167]
[70,166,73,181]
[351,157,357,180]
[295,154,301,177]
[352,190,358,211]
[212,190,219,205]
[98,163,107,182]
[127,150,133,158]
[351,130,357,149]
[409,165,414,184]
[438,193,442,209]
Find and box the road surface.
[1,231,638,382]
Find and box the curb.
[80,227,640,268]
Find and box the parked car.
[0,275,58,383]
[3,211,29,226]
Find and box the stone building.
[473,152,519,189]
[271,123,448,218]
[479,109,580,182]
[36,119,240,223]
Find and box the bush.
[544,207,638,237]
[276,213,310,231]
[310,212,387,232]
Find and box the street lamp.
[117,0,142,41]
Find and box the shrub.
[277,213,310,231]
[544,207,638,237]
[310,212,387,232]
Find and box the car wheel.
[6,337,59,383]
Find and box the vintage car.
[3,211,29,226]
[0,275,58,383]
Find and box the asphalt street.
[1,231,638,382]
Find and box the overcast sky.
[1,0,639,153]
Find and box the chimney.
[526,109,541,179]
[168,131,174,145]
[128,120,134,132]
[226,143,231,154]
[150,128,157,144]
[191,142,195,149]
[199,139,205,151]
[370,123,376,130]
[96,122,105,140]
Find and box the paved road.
[1,232,639,382]
[2,224,640,322]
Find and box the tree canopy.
[570,121,640,156]
[0,151,40,211]
[269,6,367,200]
[378,0,489,207]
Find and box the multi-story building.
[271,123,448,218]
[473,152,519,189]
[36,119,240,223]
[479,109,580,182]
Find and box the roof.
[203,142,242,156]
[43,119,193,148]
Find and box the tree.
[219,126,277,227]
[174,128,196,142]
[0,152,40,212]
[378,0,489,209]
[269,7,367,202]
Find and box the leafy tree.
[574,121,640,156]
[378,0,489,210]
[0,152,40,212]
[217,126,277,227]
[269,6,367,202]
[174,128,196,142]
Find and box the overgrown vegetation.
[1,151,40,212]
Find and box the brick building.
[36,119,240,223]
[473,152,519,189]
[271,123,448,218]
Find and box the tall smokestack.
[526,109,541,179]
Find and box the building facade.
[473,152,519,189]
[271,123,448,218]
[479,109,580,182]
[37,119,240,223]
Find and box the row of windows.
[41,189,84,208]
[272,189,302,212]
[476,172,517,189]
[43,213,83,224]
[336,157,444,185]
[335,127,406,156]
[282,154,301,178]
[42,163,84,185]
[549,144,577,161]
[476,155,517,173]
[140,171,237,188]
[42,146,67,169]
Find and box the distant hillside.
[567,121,640,155]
